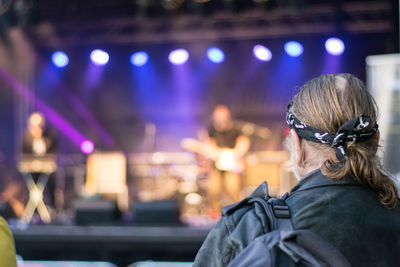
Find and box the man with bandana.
[193,74,400,267]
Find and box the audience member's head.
[286,73,397,207]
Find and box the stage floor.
[12,225,210,266]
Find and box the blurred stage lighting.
[284,41,304,57]
[253,45,272,62]
[51,51,69,68]
[168,49,189,65]
[130,51,149,66]
[90,49,109,65]
[325,37,345,56]
[80,140,94,154]
[207,47,225,63]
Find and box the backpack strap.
[222,182,269,216]
[270,196,293,231]
[222,182,293,232]
[244,194,293,232]
[268,193,293,231]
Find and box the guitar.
[181,138,245,173]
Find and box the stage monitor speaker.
[133,200,181,226]
[73,199,120,225]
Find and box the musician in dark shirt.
[208,124,242,149]
[206,105,250,211]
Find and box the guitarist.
[182,105,250,211]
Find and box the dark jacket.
[193,169,400,267]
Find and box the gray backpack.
[227,196,352,267]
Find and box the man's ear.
[290,129,302,166]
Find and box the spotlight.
[90,49,109,65]
[51,51,69,68]
[130,51,149,66]
[284,41,303,57]
[168,49,189,65]
[207,47,225,63]
[80,140,94,154]
[325,38,345,56]
[253,45,272,62]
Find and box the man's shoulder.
[193,196,268,267]
[194,183,282,267]
[219,183,273,245]
[223,182,269,215]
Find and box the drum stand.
[18,155,57,224]
[21,173,51,223]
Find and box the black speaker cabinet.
[73,199,119,225]
[133,200,181,225]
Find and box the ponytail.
[321,139,398,208]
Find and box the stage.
[12,224,209,266]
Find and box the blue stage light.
[284,41,304,57]
[130,51,149,66]
[168,49,189,65]
[90,49,109,65]
[325,38,345,56]
[207,47,225,63]
[51,51,69,68]
[253,45,272,62]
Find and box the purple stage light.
[284,41,304,57]
[131,51,149,66]
[253,45,272,62]
[80,140,95,154]
[0,67,89,148]
[207,47,225,63]
[51,51,69,68]
[90,49,109,65]
[168,49,189,65]
[325,38,345,56]
[60,85,115,148]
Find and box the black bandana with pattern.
[286,104,379,161]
